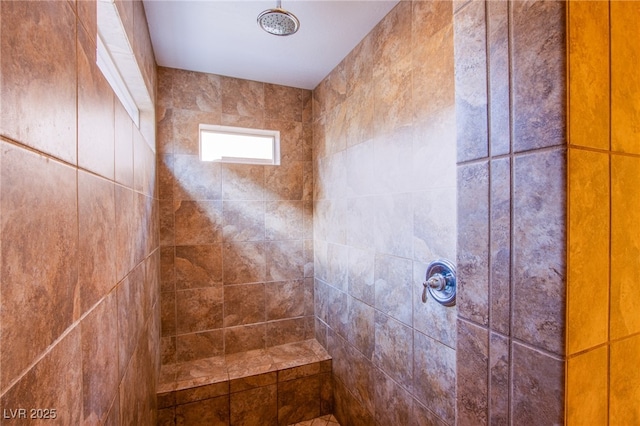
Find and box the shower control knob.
[422,259,456,307]
[426,274,446,291]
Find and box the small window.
[199,124,280,165]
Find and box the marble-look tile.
[131,0,156,100]
[457,161,489,326]
[231,384,278,426]
[230,371,277,393]
[266,200,303,241]
[373,56,413,137]
[175,381,228,405]
[77,24,115,179]
[490,158,511,334]
[265,84,302,122]
[487,0,511,156]
[302,90,313,124]
[78,171,116,314]
[157,408,175,426]
[333,377,375,426]
[374,369,413,426]
[373,312,413,391]
[413,331,456,424]
[81,293,119,424]
[611,154,640,339]
[454,0,488,162]
[172,109,220,155]
[157,106,174,155]
[347,247,375,306]
[118,265,146,379]
[611,1,640,154]
[278,375,321,425]
[162,336,177,365]
[175,395,229,426]
[512,342,564,425]
[372,0,411,81]
[567,346,607,425]
[265,161,304,201]
[175,287,224,334]
[303,161,314,202]
[513,149,566,355]
[278,363,321,383]
[225,324,267,354]
[489,332,509,425]
[157,66,174,109]
[411,400,448,426]
[327,286,349,341]
[161,289,176,337]
[374,253,412,326]
[303,201,314,240]
[224,283,266,326]
[326,243,348,292]
[568,149,609,353]
[373,194,413,259]
[223,200,265,242]
[158,154,175,201]
[456,320,488,426]
[266,280,306,320]
[314,279,330,325]
[413,261,456,348]
[346,297,375,360]
[0,1,77,164]
[174,356,228,388]
[171,68,221,113]
[269,120,303,163]
[172,154,222,201]
[115,98,135,187]
[0,328,82,424]
[512,0,566,152]
[266,240,304,282]
[610,334,640,424]
[175,245,223,290]
[318,199,347,246]
[266,318,308,347]
[320,373,334,416]
[304,239,314,278]
[159,199,175,246]
[174,200,223,245]
[373,127,414,194]
[0,144,78,388]
[223,241,266,285]
[222,163,265,201]
[413,188,457,262]
[412,1,452,42]
[346,140,375,198]
[176,330,224,363]
[345,34,373,99]
[222,76,264,119]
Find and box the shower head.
[257,0,300,36]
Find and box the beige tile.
[224,283,266,326]
[568,0,609,150]
[611,155,640,339]
[171,68,221,113]
[610,334,640,424]
[568,149,609,354]
[567,346,607,425]
[222,76,264,118]
[265,84,303,122]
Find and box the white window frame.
[199,124,281,166]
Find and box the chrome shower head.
[257,0,300,36]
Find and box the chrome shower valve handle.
[422,259,457,307]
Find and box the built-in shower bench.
[157,339,333,426]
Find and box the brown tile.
[454,0,488,162]
[224,283,266,326]
[223,241,266,285]
[117,265,146,380]
[610,334,640,424]
[512,342,564,425]
[174,356,228,388]
[174,200,223,245]
[173,154,222,201]
[374,253,412,326]
[161,247,176,292]
[175,381,229,405]
[373,127,413,194]
[171,68,221,113]
[266,240,305,282]
[345,298,375,360]
[319,373,334,416]
[175,245,223,290]
[568,149,609,353]
[344,35,373,99]
[513,149,566,355]
[157,66,174,109]
[77,0,97,42]
[0,144,78,388]
[222,163,265,200]
[115,185,137,281]
[175,395,230,426]
[413,331,455,424]
[302,90,313,124]
[266,200,303,241]
[130,0,156,99]
[0,328,82,425]
[326,286,349,341]
[373,313,413,391]
[175,287,224,334]
[157,106,174,155]
[304,239,314,278]
[372,0,411,82]
[373,194,413,258]
[231,384,278,426]
[611,1,640,154]
[265,84,303,122]
[77,25,115,179]
[172,108,221,155]
[265,161,304,201]
[266,280,306,320]
[158,154,175,201]
[157,408,175,426]
[490,158,511,334]
[115,98,135,187]
[81,293,119,424]
[278,375,321,425]
[133,128,151,195]
[456,320,488,425]
[161,291,177,337]
[347,247,375,306]
[0,1,77,164]
[222,200,265,241]
[222,76,264,119]
[567,346,607,425]
[611,154,640,339]
[230,372,277,393]
[225,324,267,354]
[413,188,457,262]
[278,363,321,383]
[374,369,413,426]
[373,55,412,137]
[512,0,566,152]
[266,318,307,348]
[332,377,374,426]
[162,336,177,366]
[489,332,509,425]
[487,0,511,155]
[176,330,224,363]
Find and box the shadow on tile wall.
[157,67,316,365]
[0,0,159,424]
[313,1,458,424]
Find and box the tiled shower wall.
[567,1,640,423]
[454,0,567,424]
[157,67,315,365]
[313,2,458,424]
[0,1,159,424]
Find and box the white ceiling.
[143,0,400,90]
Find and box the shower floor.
[290,414,341,425]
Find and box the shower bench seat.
[157,339,333,425]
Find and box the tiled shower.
[1,0,639,425]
